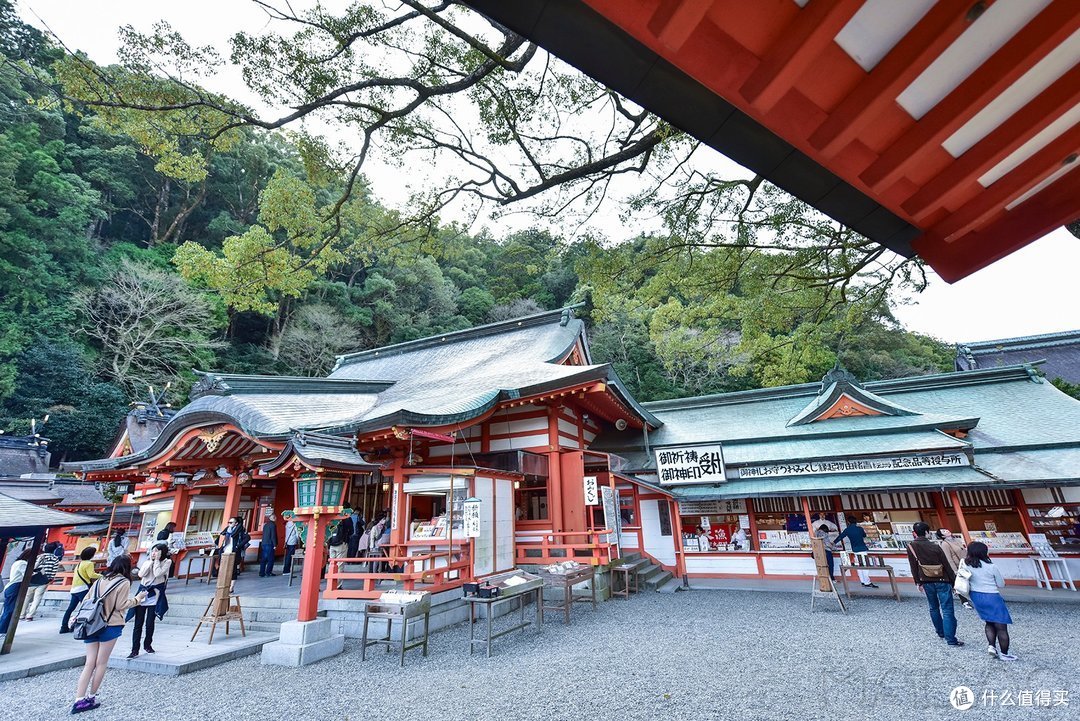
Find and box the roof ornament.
[560,307,573,326]
[820,364,859,393]
[190,372,231,399]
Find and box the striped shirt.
[34,553,60,579]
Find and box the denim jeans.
[258,543,275,576]
[0,583,20,633]
[61,588,88,631]
[282,544,297,574]
[923,581,958,643]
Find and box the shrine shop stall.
[594,364,1080,585]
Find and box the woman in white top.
[962,541,1015,661]
[0,548,34,633]
[127,543,172,658]
[106,530,128,566]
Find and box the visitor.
[327,512,351,562]
[21,542,63,621]
[936,528,972,608]
[907,522,963,647]
[282,512,299,575]
[214,517,249,579]
[695,525,710,552]
[964,541,1016,660]
[0,548,35,633]
[731,527,748,551]
[61,547,101,634]
[835,515,878,588]
[127,543,171,658]
[259,512,278,577]
[814,524,838,580]
[106,531,128,566]
[346,504,363,558]
[70,555,147,714]
[377,520,394,572]
[155,522,176,542]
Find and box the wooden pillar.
[222,474,242,525]
[297,514,330,622]
[948,491,972,544]
[800,496,814,534]
[1,531,43,655]
[670,499,686,578]
[547,409,564,533]
[389,462,408,548]
[1011,489,1038,539]
[745,498,761,552]
[172,484,192,531]
[931,492,951,530]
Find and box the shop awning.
[665,466,999,501]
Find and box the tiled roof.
[956,330,1080,383]
[261,431,382,475]
[0,492,97,532]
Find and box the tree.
[73,259,224,393]
[277,304,361,376]
[50,1,920,308]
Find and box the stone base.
[260,618,344,667]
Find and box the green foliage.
[1051,378,1080,401]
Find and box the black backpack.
[71,578,126,640]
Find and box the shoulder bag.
[954,560,972,596]
[910,543,946,581]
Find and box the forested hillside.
[0,2,953,465]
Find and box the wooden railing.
[323,552,471,600]
[514,529,619,567]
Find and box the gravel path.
[3,589,1077,720]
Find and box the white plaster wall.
[640,499,676,566]
[685,555,759,575]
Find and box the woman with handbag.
[71,555,147,714]
[127,543,171,658]
[21,541,63,621]
[963,541,1016,661]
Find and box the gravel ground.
[3,589,1078,721]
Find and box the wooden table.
[610,562,639,600]
[464,584,542,657]
[287,551,305,587]
[838,552,901,601]
[538,566,596,624]
[184,554,214,585]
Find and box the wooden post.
[1,531,43,655]
[948,491,972,544]
[931,492,951,530]
[104,502,118,546]
[223,474,242,525]
[297,513,329,622]
[670,499,686,579]
[800,496,814,534]
[172,483,192,531]
[1011,489,1038,539]
[547,410,564,534]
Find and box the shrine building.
[66,306,1080,621]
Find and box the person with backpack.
[127,543,171,658]
[60,547,101,634]
[963,541,1017,661]
[70,555,147,714]
[907,522,964,647]
[21,541,63,621]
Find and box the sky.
[17,0,1080,345]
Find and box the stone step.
[642,569,673,590]
[620,552,642,563]
[656,577,682,594]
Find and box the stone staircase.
[616,552,680,592]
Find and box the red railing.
[514,529,619,566]
[323,552,471,600]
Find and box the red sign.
[409,428,457,443]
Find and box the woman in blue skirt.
[963,542,1016,661]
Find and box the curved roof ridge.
[959,329,1080,353]
[332,304,585,371]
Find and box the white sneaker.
[998,653,1018,661]
[987,645,998,657]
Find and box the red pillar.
[948,491,972,544]
[1011,489,1037,539]
[297,514,330,622]
[800,496,814,533]
[547,409,564,533]
[223,475,242,524]
[172,484,192,531]
[931,492,951,530]
[670,499,686,577]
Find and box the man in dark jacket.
[907,522,963,646]
[259,513,278,577]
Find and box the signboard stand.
[190,552,247,644]
[809,538,846,614]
